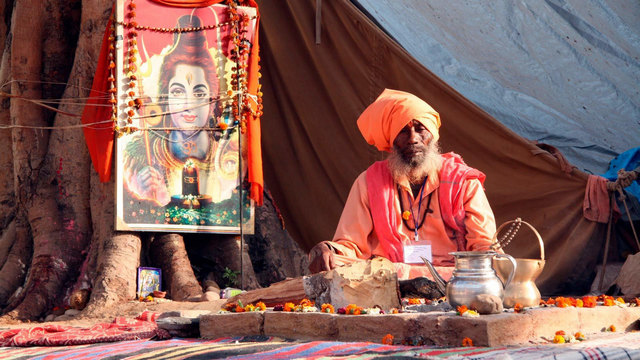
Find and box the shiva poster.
[114,0,256,233]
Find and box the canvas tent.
[254,0,638,295]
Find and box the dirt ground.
[0,299,227,330]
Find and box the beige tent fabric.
[256,0,607,295]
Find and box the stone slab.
[264,312,338,340]
[199,306,640,346]
[157,317,200,338]
[158,310,212,319]
[200,312,264,339]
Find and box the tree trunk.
[0,0,309,321]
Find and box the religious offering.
[137,267,162,298]
[113,0,259,233]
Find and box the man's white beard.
[388,141,442,185]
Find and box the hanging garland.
[109,0,263,137]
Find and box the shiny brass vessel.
[493,220,545,308]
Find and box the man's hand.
[308,242,336,273]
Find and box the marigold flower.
[555,297,570,308]
[582,296,597,308]
[575,299,584,308]
[546,298,556,305]
[553,335,565,344]
[408,298,421,305]
[299,298,315,307]
[555,330,566,336]
[283,302,295,312]
[608,325,616,332]
[402,210,411,221]
[244,304,256,312]
[390,308,399,314]
[633,298,640,306]
[603,297,615,306]
[382,333,394,345]
[574,332,585,341]
[256,302,266,311]
[218,122,228,130]
[321,303,335,314]
[513,303,524,313]
[616,297,625,304]
[456,305,468,315]
[234,305,245,312]
[462,337,474,347]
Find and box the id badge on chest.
[403,241,432,264]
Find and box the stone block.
[158,310,212,319]
[304,258,401,311]
[577,306,640,333]
[483,313,534,346]
[200,312,264,339]
[336,314,411,343]
[528,306,579,338]
[263,312,337,340]
[157,317,200,338]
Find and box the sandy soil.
[0,299,227,330]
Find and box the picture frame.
[137,266,162,298]
[113,0,257,233]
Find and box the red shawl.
[365,152,486,262]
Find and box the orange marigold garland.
[462,337,474,347]
[582,296,597,308]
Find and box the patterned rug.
[0,311,169,347]
[2,332,640,359]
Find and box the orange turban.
[357,89,441,152]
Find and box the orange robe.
[325,164,496,280]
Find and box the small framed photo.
[137,267,162,298]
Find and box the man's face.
[392,120,433,166]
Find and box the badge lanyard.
[404,176,428,242]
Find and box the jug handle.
[494,253,517,289]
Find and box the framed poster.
[114,0,257,233]
[137,267,161,298]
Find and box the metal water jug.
[445,251,517,308]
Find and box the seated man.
[308,89,496,279]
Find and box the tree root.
[150,234,203,301]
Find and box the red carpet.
[0,311,169,347]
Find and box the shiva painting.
[115,0,256,233]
